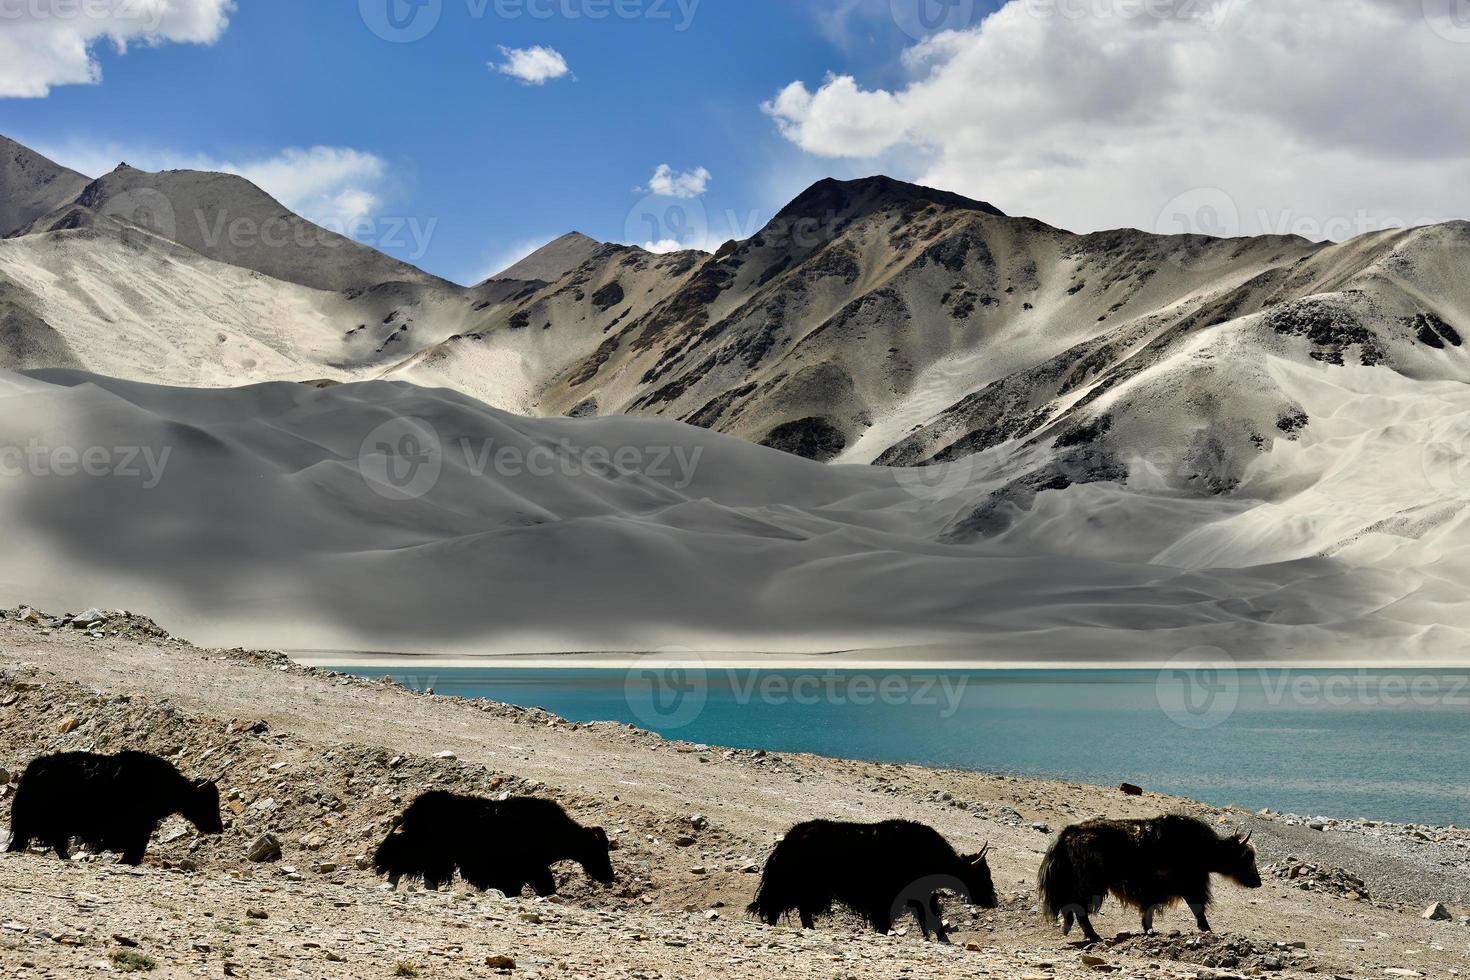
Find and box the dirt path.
[1,613,1467,978]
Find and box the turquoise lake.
[333,665,1470,826]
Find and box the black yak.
[5,751,223,865]
[1039,814,1262,942]
[373,792,614,895]
[747,819,997,941]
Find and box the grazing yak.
[5,751,224,865]
[1039,815,1262,942]
[374,792,614,894]
[747,819,997,941]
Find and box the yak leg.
[1141,905,1155,934]
[48,837,71,861]
[930,894,951,943]
[1185,892,1211,933]
[1074,908,1103,944]
[907,899,931,940]
[798,907,817,930]
[1061,909,1076,935]
[528,868,557,897]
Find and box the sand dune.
[0,366,1465,661]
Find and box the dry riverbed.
[1,608,1468,979]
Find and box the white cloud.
[36,140,389,232]
[764,0,1470,241]
[0,0,234,98]
[491,45,572,85]
[643,164,712,199]
[640,238,686,254]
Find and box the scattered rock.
[1119,783,1144,796]
[1422,902,1452,921]
[485,954,516,970]
[245,833,282,863]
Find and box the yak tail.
[1037,840,1074,922]
[745,851,787,924]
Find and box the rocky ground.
[1,607,1467,979]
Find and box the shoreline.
[289,649,1470,671]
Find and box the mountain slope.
[24,163,447,292]
[0,136,89,238]
[485,231,604,285]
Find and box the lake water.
[332,665,1470,826]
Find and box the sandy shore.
[290,649,1470,671]
[1,610,1468,979]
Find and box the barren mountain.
[2,135,1470,659]
[0,135,89,238]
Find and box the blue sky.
[0,0,1000,284]
[4,2,1467,283]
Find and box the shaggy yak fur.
[1039,815,1262,941]
[373,792,614,895]
[5,751,224,865]
[747,819,997,941]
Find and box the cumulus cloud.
[491,45,572,85]
[37,141,389,232]
[764,0,1470,240]
[643,164,712,199]
[0,0,234,98]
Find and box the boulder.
[1422,902,1452,921]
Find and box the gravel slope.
[0,612,1467,979]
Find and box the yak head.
[579,826,616,884]
[957,843,999,908]
[1218,831,1262,888]
[187,779,225,835]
